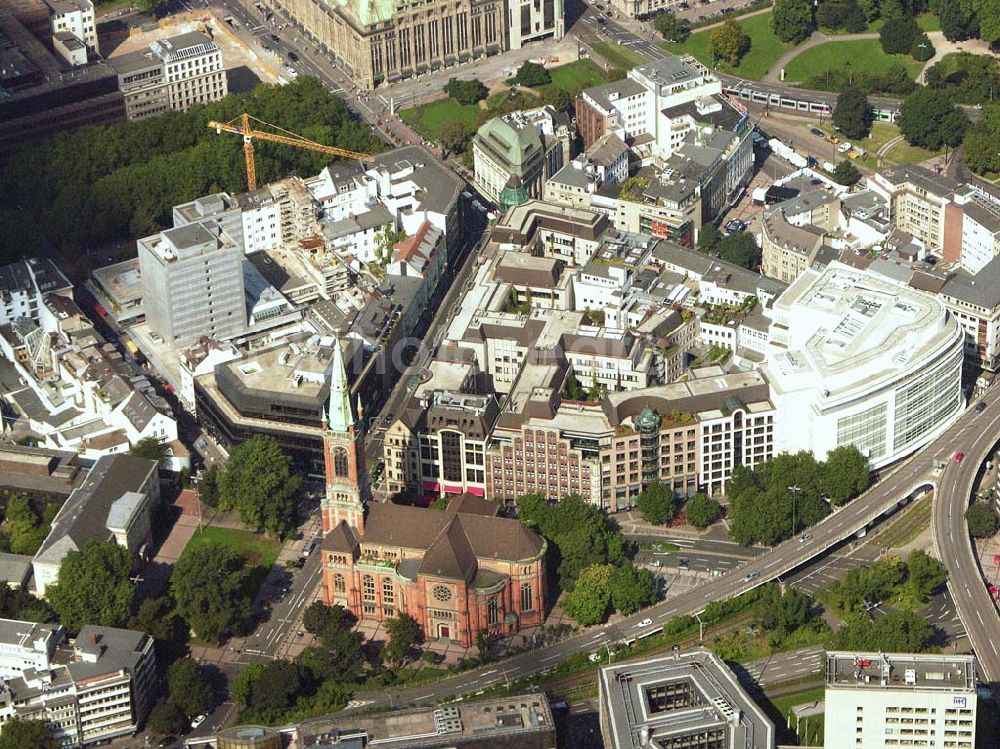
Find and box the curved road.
[934,392,1000,694]
[354,396,1000,709]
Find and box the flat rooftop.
[600,650,774,749]
[297,693,554,749]
[825,652,976,692]
[91,258,142,307]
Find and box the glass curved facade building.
[762,262,965,469]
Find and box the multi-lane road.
[934,393,1000,692]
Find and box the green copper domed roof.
[635,407,661,431]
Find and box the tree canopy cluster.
[833,608,935,652]
[925,53,1000,105]
[709,20,752,67]
[897,87,969,150]
[816,0,868,32]
[697,227,762,270]
[727,446,871,546]
[517,493,655,625]
[0,77,383,270]
[0,719,58,749]
[804,61,917,96]
[966,502,1000,538]
[826,551,947,615]
[512,62,553,88]
[443,78,488,106]
[218,435,302,539]
[637,479,677,525]
[831,159,862,186]
[147,658,214,736]
[772,0,814,42]
[0,493,57,556]
[833,89,874,139]
[684,493,723,530]
[47,541,135,634]
[653,11,692,41]
[171,543,252,644]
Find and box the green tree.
[709,20,751,67]
[129,595,185,644]
[439,121,471,157]
[637,479,676,525]
[230,662,265,706]
[296,645,344,682]
[906,550,947,600]
[911,32,934,60]
[936,0,977,40]
[429,496,450,510]
[820,445,870,504]
[772,0,814,42]
[146,699,189,736]
[562,564,613,625]
[816,0,868,31]
[776,587,812,635]
[251,660,302,712]
[880,17,920,53]
[834,609,934,652]
[383,613,423,667]
[47,540,134,633]
[972,0,1000,44]
[129,437,167,463]
[0,718,57,749]
[685,493,722,530]
[654,11,692,41]
[218,435,302,538]
[963,104,1000,176]
[166,658,213,719]
[697,223,722,253]
[443,78,488,105]
[513,61,552,87]
[898,88,968,150]
[4,494,49,556]
[966,503,1000,538]
[834,88,873,138]
[303,601,356,634]
[171,543,250,644]
[831,159,862,186]
[609,563,656,615]
[197,464,220,508]
[718,231,761,269]
[858,0,882,20]
[543,87,573,113]
[317,622,367,682]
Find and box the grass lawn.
[183,525,282,598]
[884,139,944,166]
[762,685,826,746]
[592,41,648,70]
[399,97,482,141]
[783,39,925,83]
[401,58,607,141]
[549,58,607,91]
[664,11,794,81]
[917,11,940,31]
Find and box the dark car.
[810,127,825,137]
[976,401,987,413]
[288,50,299,61]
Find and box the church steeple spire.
[328,338,354,433]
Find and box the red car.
[955,451,965,463]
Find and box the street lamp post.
[788,485,801,535]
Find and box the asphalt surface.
[348,395,1000,709]
[933,394,1000,695]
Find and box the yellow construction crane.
[207,113,371,191]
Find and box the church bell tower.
[321,339,367,536]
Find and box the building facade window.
[521,582,533,611]
[363,575,376,602]
[334,447,350,477]
[334,574,346,593]
[487,597,499,626]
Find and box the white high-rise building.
[825,652,977,749]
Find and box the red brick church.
[319,342,548,646]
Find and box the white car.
[190,714,206,730]
[637,618,653,628]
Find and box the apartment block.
[825,652,976,749]
[0,621,156,748]
[110,31,227,120]
[138,220,247,344]
[46,0,96,54]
